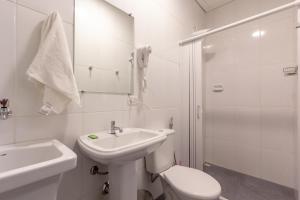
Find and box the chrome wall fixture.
[0,99,12,120]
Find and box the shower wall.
[204,0,297,188]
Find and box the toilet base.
[160,176,182,200]
[160,176,220,200]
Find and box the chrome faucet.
[110,121,123,134]
[0,99,12,120]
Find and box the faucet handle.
[0,99,9,108]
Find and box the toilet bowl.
[145,129,221,200]
[160,165,221,200]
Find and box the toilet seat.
[161,165,221,200]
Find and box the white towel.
[27,11,80,115]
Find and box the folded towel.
[27,11,80,115]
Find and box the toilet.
[145,129,221,200]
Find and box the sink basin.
[78,128,166,165]
[0,140,77,200]
[78,128,166,200]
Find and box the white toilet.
[145,129,221,200]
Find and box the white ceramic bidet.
[0,139,77,200]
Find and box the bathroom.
[0,0,299,200]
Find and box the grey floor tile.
[204,163,296,200]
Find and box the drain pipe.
[90,166,109,176]
[90,166,109,195]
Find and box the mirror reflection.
[75,0,134,94]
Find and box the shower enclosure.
[180,1,300,200]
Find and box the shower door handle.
[197,105,201,119]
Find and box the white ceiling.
[196,0,234,12]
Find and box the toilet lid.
[162,165,221,200]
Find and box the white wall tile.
[235,145,261,177]
[58,114,83,148]
[127,108,146,128]
[15,5,44,116]
[205,0,297,188]
[0,0,16,102]
[144,108,177,130]
[261,64,297,107]
[104,0,135,16]
[0,119,15,145]
[261,149,296,188]
[213,140,237,170]
[15,115,66,142]
[153,0,205,31]
[143,56,180,109]
[82,93,128,113]
[82,111,129,134]
[204,107,215,139]
[211,107,237,142]
[259,14,296,66]
[205,65,238,107]
[235,68,260,107]
[234,107,261,147]
[133,0,189,64]
[17,0,74,23]
[204,136,214,163]
[0,0,16,145]
[261,107,296,153]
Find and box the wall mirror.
[75,0,134,94]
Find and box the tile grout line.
[12,0,17,144]
[13,1,73,25]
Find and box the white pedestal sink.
[78,128,167,200]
